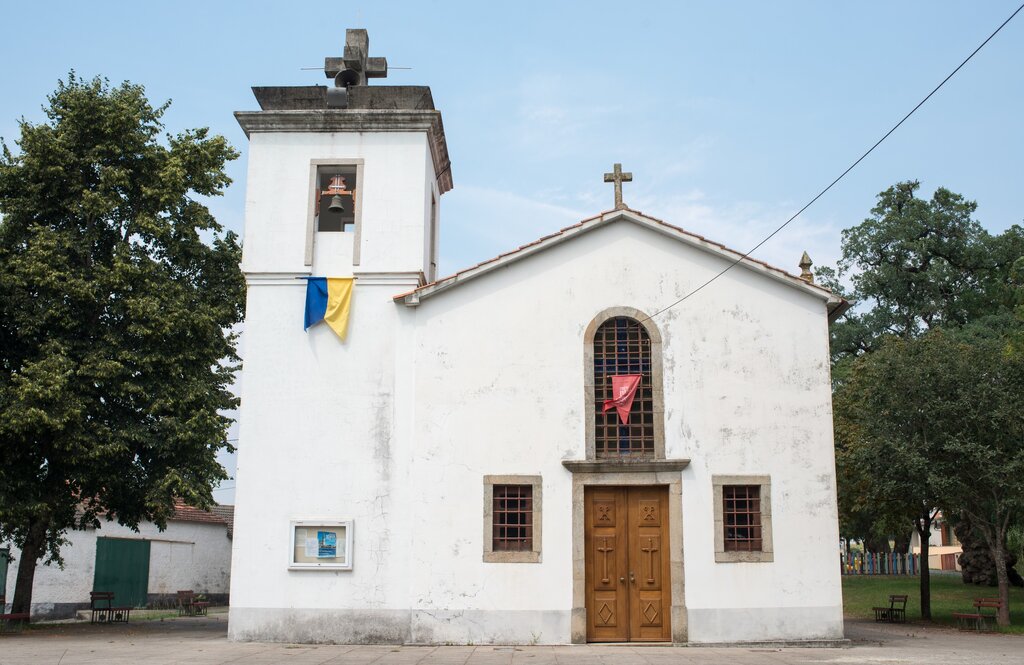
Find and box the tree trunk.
[990,531,1012,626]
[11,517,48,617]
[917,513,932,620]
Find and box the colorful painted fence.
[841,552,921,576]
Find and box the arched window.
[592,316,655,458]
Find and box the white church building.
[228,30,848,645]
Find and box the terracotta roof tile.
[394,207,838,302]
[171,499,232,533]
[71,499,234,535]
[209,505,236,538]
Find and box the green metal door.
[92,538,150,608]
[1,548,8,601]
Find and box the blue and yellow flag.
[303,277,354,341]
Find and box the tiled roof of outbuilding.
[172,500,235,537]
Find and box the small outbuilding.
[1,501,234,619]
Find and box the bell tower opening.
[314,165,358,232]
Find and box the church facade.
[228,30,848,645]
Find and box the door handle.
[619,577,625,584]
[629,571,635,584]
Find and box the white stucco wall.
[403,222,843,644]
[229,174,844,645]
[230,125,439,643]
[2,518,232,618]
[229,279,415,628]
[241,131,433,277]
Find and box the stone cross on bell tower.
[603,163,633,210]
[325,29,388,87]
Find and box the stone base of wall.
[228,608,572,645]
[410,609,570,644]
[26,602,89,620]
[230,606,842,645]
[685,605,844,643]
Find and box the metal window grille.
[593,317,654,458]
[723,485,763,551]
[493,484,533,551]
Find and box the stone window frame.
[483,475,542,563]
[583,306,666,461]
[712,475,774,563]
[304,158,365,267]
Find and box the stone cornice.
[561,458,690,474]
[244,270,423,288]
[234,109,453,195]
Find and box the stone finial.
[603,163,633,210]
[799,251,814,283]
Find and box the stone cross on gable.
[325,29,388,87]
[603,163,633,210]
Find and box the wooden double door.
[585,486,671,642]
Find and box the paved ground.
[1,615,1022,665]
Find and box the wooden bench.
[872,594,908,623]
[0,611,30,634]
[89,591,131,624]
[176,590,209,617]
[0,593,28,634]
[953,597,1001,631]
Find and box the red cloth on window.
[601,374,642,424]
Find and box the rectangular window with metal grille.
[723,485,763,551]
[492,484,533,551]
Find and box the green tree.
[837,329,1024,626]
[822,180,1022,364]
[835,333,957,620]
[0,74,244,615]
[823,181,1024,620]
[937,325,1024,626]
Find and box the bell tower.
[229,33,452,641]
[235,28,452,283]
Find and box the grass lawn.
[843,573,1024,634]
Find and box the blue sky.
[3,2,1022,503]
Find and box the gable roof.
[394,208,849,321]
[209,505,236,538]
[172,500,235,537]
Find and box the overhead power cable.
[641,2,1024,323]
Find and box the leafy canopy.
[825,180,1024,621]
[0,73,245,563]
[836,326,1024,623]
[818,180,1023,366]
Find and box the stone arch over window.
[584,307,665,460]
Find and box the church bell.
[328,195,345,213]
[335,69,360,88]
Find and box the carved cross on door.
[597,537,614,584]
[640,537,658,584]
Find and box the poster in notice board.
[290,521,351,569]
